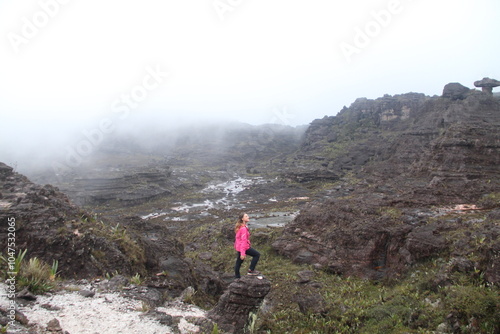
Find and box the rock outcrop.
[474,77,500,94]
[0,162,143,278]
[0,162,201,297]
[272,197,500,284]
[289,86,500,202]
[442,82,470,100]
[273,83,500,283]
[207,275,271,333]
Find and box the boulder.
[442,82,470,100]
[294,292,328,315]
[207,275,271,333]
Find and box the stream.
[140,175,298,228]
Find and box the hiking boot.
[247,269,261,276]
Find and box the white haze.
[0,0,499,173]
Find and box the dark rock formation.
[474,77,500,94]
[0,162,201,296]
[207,275,271,333]
[289,86,500,202]
[442,82,470,100]
[272,85,500,283]
[0,162,143,278]
[273,197,500,284]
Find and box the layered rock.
[273,197,500,284]
[55,165,174,207]
[290,86,500,201]
[273,83,500,283]
[0,162,143,278]
[0,162,203,297]
[207,275,271,333]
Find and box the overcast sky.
[1,0,499,170]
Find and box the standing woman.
[234,213,260,278]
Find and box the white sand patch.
[1,283,207,334]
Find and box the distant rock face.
[56,165,174,207]
[292,88,500,202]
[207,275,271,333]
[442,82,470,100]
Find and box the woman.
[234,212,260,278]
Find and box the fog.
[1,0,499,175]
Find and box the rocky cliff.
[286,87,500,200]
[273,85,500,283]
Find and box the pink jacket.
[234,225,251,254]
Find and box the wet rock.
[207,275,271,333]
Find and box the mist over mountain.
[1,82,499,333]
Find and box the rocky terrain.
[272,83,500,282]
[1,80,499,333]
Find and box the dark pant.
[234,247,260,278]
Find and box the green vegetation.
[130,273,143,285]
[1,249,59,294]
[479,192,500,208]
[84,213,147,274]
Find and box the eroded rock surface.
[207,275,271,333]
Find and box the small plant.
[0,249,27,278]
[18,257,54,293]
[139,301,150,312]
[49,260,59,281]
[23,257,50,281]
[211,323,219,334]
[130,273,142,285]
[105,270,119,280]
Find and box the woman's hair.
[234,212,246,233]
